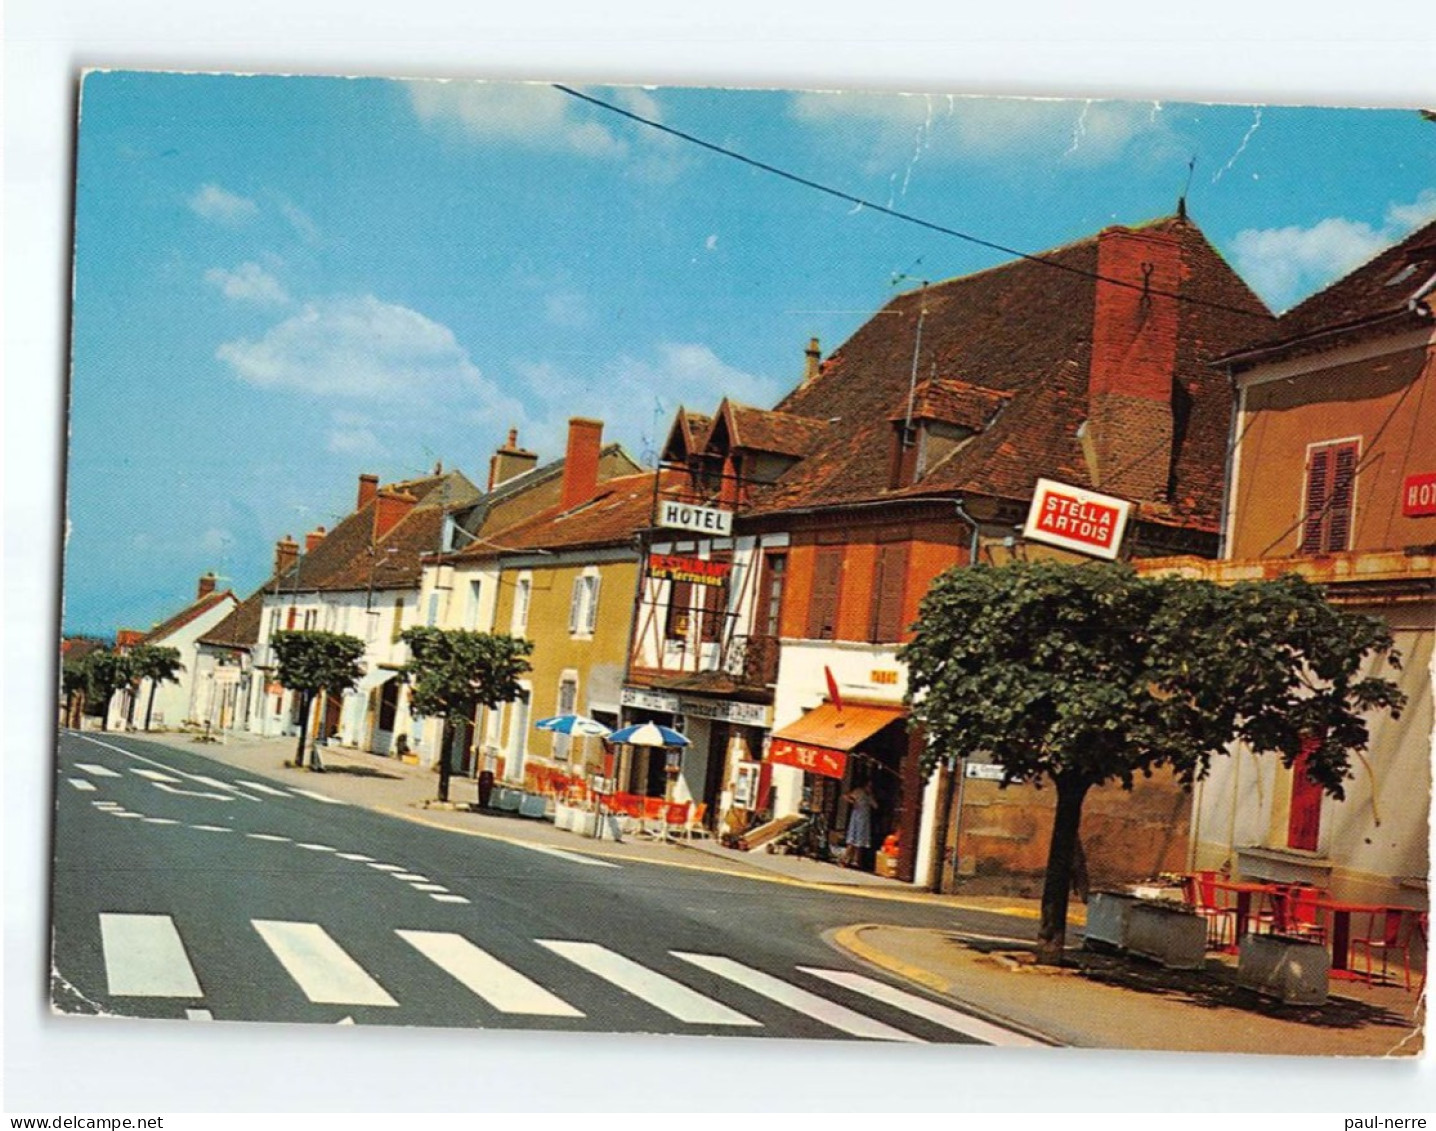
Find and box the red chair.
[1350,908,1415,990]
[1273,885,1328,943]
[1183,872,1237,950]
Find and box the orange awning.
[770,701,905,753]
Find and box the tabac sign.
[657,499,734,537]
[768,738,847,780]
[647,553,733,588]
[1022,477,1132,561]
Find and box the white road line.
[289,788,345,805]
[397,931,584,1017]
[672,953,920,1042]
[367,863,405,872]
[252,920,397,1007]
[337,853,374,862]
[538,941,758,1027]
[130,768,182,783]
[142,817,179,825]
[186,1008,214,1021]
[411,884,448,893]
[246,833,290,842]
[393,873,427,881]
[75,763,121,778]
[798,967,1047,1048]
[92,801,122,808]
[153,781,233,801]
[190,775,242,792]
[431,895,470,904]
[509,842,621,869]
[113,812,144,819]
[100,913,203,998]
[234,780,290,797]
[297,843,337,852]
[68,778,97,792]
[190,824,232,833]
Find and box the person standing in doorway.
[842,777,878,869]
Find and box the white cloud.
[1231,191,1436,311]
[408,80,627,157]
[204,262,290,306]
[278,198,321,244]
[790,92,1175,173]
[188,183,259,224]
[216,294,486,400]
[326,426,386,456]
[705,234,719,251]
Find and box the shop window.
[807,546,843,640]
[1287,735,1323,852]
[1299,439,1358,555]
[868,542,910,642]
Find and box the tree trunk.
[293,691,312,767]
[144,682,158,731]
[1036,776,1092,966]
[437,720,452,803]
[308,692,326,771]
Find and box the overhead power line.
[552,84,1273,324]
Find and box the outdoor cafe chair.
[1183,871,1237,950]
[1350,907,1415,991]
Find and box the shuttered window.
[1287,734,1323,852]
[700,552,732,644]
[1299,440,1358,555]
[868,543,910,642]
[807,547,843,640]
[584,575,601,634]
[665,580,693,641]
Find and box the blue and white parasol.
[535,714,612,738]
[607,722,690,748]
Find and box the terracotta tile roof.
[141,589,238,645]
[712,400,832,459]
[740,216,1271,530]
[197,588,266,650]
[1219,219,1436,365]
[469,470,681,555]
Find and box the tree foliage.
[902,560,1405,963]
[271,631,366,767]
[80,649,135,731]
[399,627,533,801]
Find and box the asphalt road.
[50,731,1039,1046]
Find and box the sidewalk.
[100,727,1426,1056]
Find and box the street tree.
[400,627,534,802]
[129,644,183,731]
[270,630,366,769]
[902,561,1405,966]
[61,659,89,728]
[81,649,135,732]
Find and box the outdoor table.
[1210,880,1280,947]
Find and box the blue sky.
[64,73,1436,636]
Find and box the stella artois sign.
[1022,477,1132,561]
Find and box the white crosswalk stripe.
[672,952,920,1042]
[252,920,397,1006]
[68,778,97,791]
[234,779,290,796]
[100,913,203,998]
[799,967,1046,1047]
[538,940,758,1026]
[289,788,345,805]
[130,768,182,783]
[76,763,122,777]
[397,931,584,1017]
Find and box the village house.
[636,214,1275,887]
[1153,218,1434,913]
[189,588,266,736]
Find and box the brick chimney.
[488,427,540,491]
[274,535,299,577]
[560,417,603,510]
[357,473,380,510]
[373,488,417,541]
[1085,224,1184,501]
[804,337,822,384]
[305,526,328,553]
[197,572,217,600]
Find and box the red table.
[1211,880,1280,947]
[1311,899,1412,981]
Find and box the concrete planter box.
[1237,933,1330,1005]
[553,803,575,831]
[493,787,521,812]
[1125,902,1207,970]
[571,810,598,838]
[519,792,549,819]
[1084,891,1141,952]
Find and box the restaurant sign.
[647,553,733,588]
[768,738,847,779]
[1402,472,1436,518]
[657,499,734,537]
[1022,477,1132,561]
[678,697,773,727]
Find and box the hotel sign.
[1022,477,1132,561]
[657,500,734,537]
[647,553,733,588]
[1402,472,1436,518]
[768,738,847,779]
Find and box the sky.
[63,73,1436,636]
